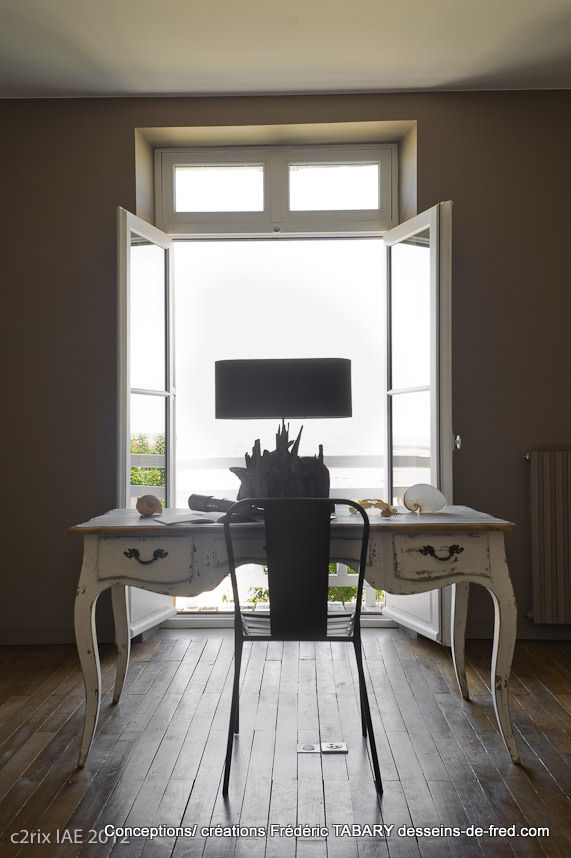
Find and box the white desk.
[71,505,519,767]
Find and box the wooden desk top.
[71,505,515,536]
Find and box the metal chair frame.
[222,497,382,796]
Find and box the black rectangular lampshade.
[215,358,352,419]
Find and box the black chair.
[222,497,382,796]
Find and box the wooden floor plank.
[427,780,484,858]
[323,778,359,857]
[0,731,56,800]
[240,729,275,828]
[297,656,325,832]
[296,841,327,857]
[266,779,297,858]
[171,728,228,858]
[380,781,422,858]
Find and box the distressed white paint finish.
[98,537,194,587]
[392,532,491,582]
[111,585,130,704]
[487,532,520,764]
[72,505,519,767]
[451,582,470,701]
[74,536,105,767]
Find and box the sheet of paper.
[155,510,226,525]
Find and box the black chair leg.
[353,640,383,795]
[353,641,368,737]
[233,640,243,735]
[223,639,243,796]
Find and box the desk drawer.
[393,533,490,582]
[97,536,193,585]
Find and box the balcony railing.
[129,451,431,506]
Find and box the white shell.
[403,484,447,514]
[136,495,163,517]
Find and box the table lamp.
[215,357,352,499]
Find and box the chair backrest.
[224,498,370,640]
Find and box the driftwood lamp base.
[230,422,330,499]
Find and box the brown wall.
[2,91,570,643]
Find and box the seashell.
[136,495,163,517]
[403,484,447,514]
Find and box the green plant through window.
[130,433,166,488]
[247,564,383,608]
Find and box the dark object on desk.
[188,494,234,514]
[215,357,351,498]
[230,422,330,499]
[221,497,382,799]
[188,493,262,522]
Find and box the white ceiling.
[1,0,570,98]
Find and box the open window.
[117,209,176,635]
[117,209,175,509]
[120,146,452,642]
[381,202,453,642]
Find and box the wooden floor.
[0,630,570,858]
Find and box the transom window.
[155,144,398,235]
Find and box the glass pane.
[130,235,166,391]
[175,165,264,212]
[289,163,379,211]
[390,228,430,389]
[130,394,166,501]
[174,238,386,506]
[391,390,431,506]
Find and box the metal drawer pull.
[123,548,169,565]
[418,544,464,562]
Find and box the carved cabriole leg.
[111,585,130,704]
[74,536,104,767]
[451,582,470,700]
[487,533,520,764]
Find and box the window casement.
[123,134,454,642]
[155,143,398,236]
[117,210,175,510]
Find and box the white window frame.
[384,202,453,507]
[117,208,175,509]
[381,201,453,644]
[155,144,398,236]
[117,208,177,637]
